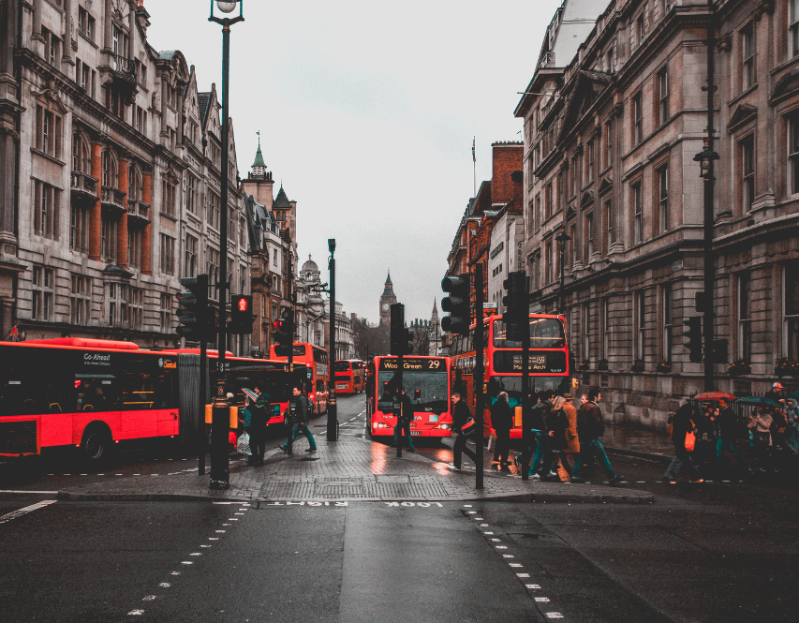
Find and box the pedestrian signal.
[176,274,215,342]
[441,274,470,335]
[229,295,254,334]
[683,316,702,363]
[273,317,294,356]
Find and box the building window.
[785,262,799,360]
[78,7,95,41]
[587,139,594,183]
[633,181,643,244]
[605,199,614,248]
[240,217,246,247]
[571,156,578,196]
[738,272,752,363]
[792,0,799,58]
[128,227,143,269]
[582,303,590,361]
[586,212,594,259]
[41,27,60,67]
[742,24,755,90]
[31,266,54,321]
[208,192,220,229]
[162,178,177,218]
[101,215,118,264]
[601,298,609,361]
[789,112,799,195]
[657,164,669,233]
[36,105,63,159]
[160,234,175,275]
[605,121,613,169]
[135,106,147,134]
[185,234,198,277]
[741,134,755,212]
[632,92,643,146]
[33,179,61,240]
[207,249,220,295]
[71,275,91,326]
[70,204,90,254]
[545,241,553,284]
[187,175,199,216]
[568,221,577,268]
[161,293,172,333]
[636,290,645,361]
[72,132,91,173]
[636,13,645,49]
[662,284,672,363]
[102,150,118,189]
[557,169,565,213]
[657,66,669,126]
[534,194,541,231]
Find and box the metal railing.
[112,53,136,80]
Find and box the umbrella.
[242,388,259,402]
[789,390,799,402]
[694,391,737,402]
[734,396,782,408]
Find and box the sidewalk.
[602,421,673,463]
[59,432,654,505]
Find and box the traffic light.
[683,316,703,363]
[441,274,470,335]
[502,271,527,340]
[272,316,294,356]
[176,274,213,341]
[390,303,405,355]
[229,295,254,334]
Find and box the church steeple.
[379,271,397,325]
[251,131,267,179]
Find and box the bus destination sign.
[493,351,567,374]
[378,358,446,372]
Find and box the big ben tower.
[379,272,397,325]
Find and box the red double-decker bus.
[450,314,572,439]
[0,338,306,461]
[333,359,366,395]
[367,355,453,439]
[269,343,329,414]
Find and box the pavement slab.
[59,433,654,504]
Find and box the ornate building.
[0,0,251,353]
[378,271,397,325]
[295,255,326,348]
[515,0,799,430]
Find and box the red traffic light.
[272,318,284,331]
[237,297,249,312]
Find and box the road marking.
[128,609,145,616]
[200,545,211,548]
[170,571,181,576]
[491,538,501,542]
[189,552,201,556]
[0,500,56,525]
[516,573,530,578]
[479,523,489,527]
[180,561,193,565]
[209,537,219,540]
[0,490,58,494]
[474,517,484,520]
[142,596,156,601]
[483,531,494,535]
[496,545,507,549]
[526,584,541,589]
[503,554,514,558]
[159,583,170,588]
[509,563,523,568]
[535,597,550,603]
[546,613,563,619]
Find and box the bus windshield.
[334,361,350,372]
[493,318,565,349]
[485,375,569,407]
[376,371,449,414]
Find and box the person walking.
[539,395,572,481]
[571,389,623,485]
[785,398,799,453]
[448,391,477,471]
[663,402,704,484]
[490,392,513,468]
[280,385,317,454]
[528,390,555,480]
[392,386,416,452]
[514,392,539,480]
[764,382,786,406]
[715,398,744,471]
[748,407,774,473]
[247,384,270,465]
[558,393,580,481]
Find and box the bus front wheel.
[81,426,112,462]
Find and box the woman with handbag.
[448,391,477,471]
[748,407,774,473]
[663,402,705,484]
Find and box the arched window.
[102,149,118,189]
[72,131,91,174]
[129,166,142,202]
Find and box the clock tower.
[379,272,397,325]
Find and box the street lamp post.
[327,239,338,440]
[208,0,244,490]
[555,229,571,314]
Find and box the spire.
[382,271,394,297]
[385,271,393,286]
[253,132,265,167]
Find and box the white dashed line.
[170,572,181,576]
[0,490,58,494]
[503,555,514,558]
[509,563,523,568]
[516,573,530,578]
[526,584,541,589]
[142,596,156,602]
[484,531,494,535]
[209,537,219,540]
[495,546,507,549]
[189,552,201,556]
[216,530,226,533]
[159,583,171,588]
[128,609,145,616]
[546,613,563,619]
[491,538,501,542]
[463,505,472,507]
[200,545,211,548]
[535,597,550,603]
[181,561,193,565]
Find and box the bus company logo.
[83,353,111,367]
[163,360,177,369]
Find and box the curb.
[57,487,654,505]
[605,446,672,465]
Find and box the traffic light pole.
[702,0,716,393]
[198,337,207,476]
[327,239,338,440]
[474,264,484,490]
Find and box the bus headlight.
[373,422,391,429]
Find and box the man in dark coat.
[392,387,416,452]
[448,391,477,470]
[515,392,539,481]
[571,388,623,484]
[247,384,270,465]
[715,398,743,469]
[490,392,513,467]
[663,402,704,483]
[528,390,555,479]
[280,385,317,455]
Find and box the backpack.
[771,410,788,435]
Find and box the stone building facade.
[515,0,799,431]
[0,0,251,353]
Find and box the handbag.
[460,417,476,437]
[684,431,696,452]
[237,432,251,456]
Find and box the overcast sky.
[147,0,562,326]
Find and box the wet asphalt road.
[2,395,799,622]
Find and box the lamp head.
[328,238,336,253]
[216,1,238,13]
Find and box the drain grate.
[314,483,367,497]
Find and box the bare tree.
[352,316,390,359]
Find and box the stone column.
[62,0,74,64]
[117,158,129,267]
[89,143,103,260]
[142,172,152,274]
[103,0,113,53]
[0,296,13,342]
[32,0,44,42]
